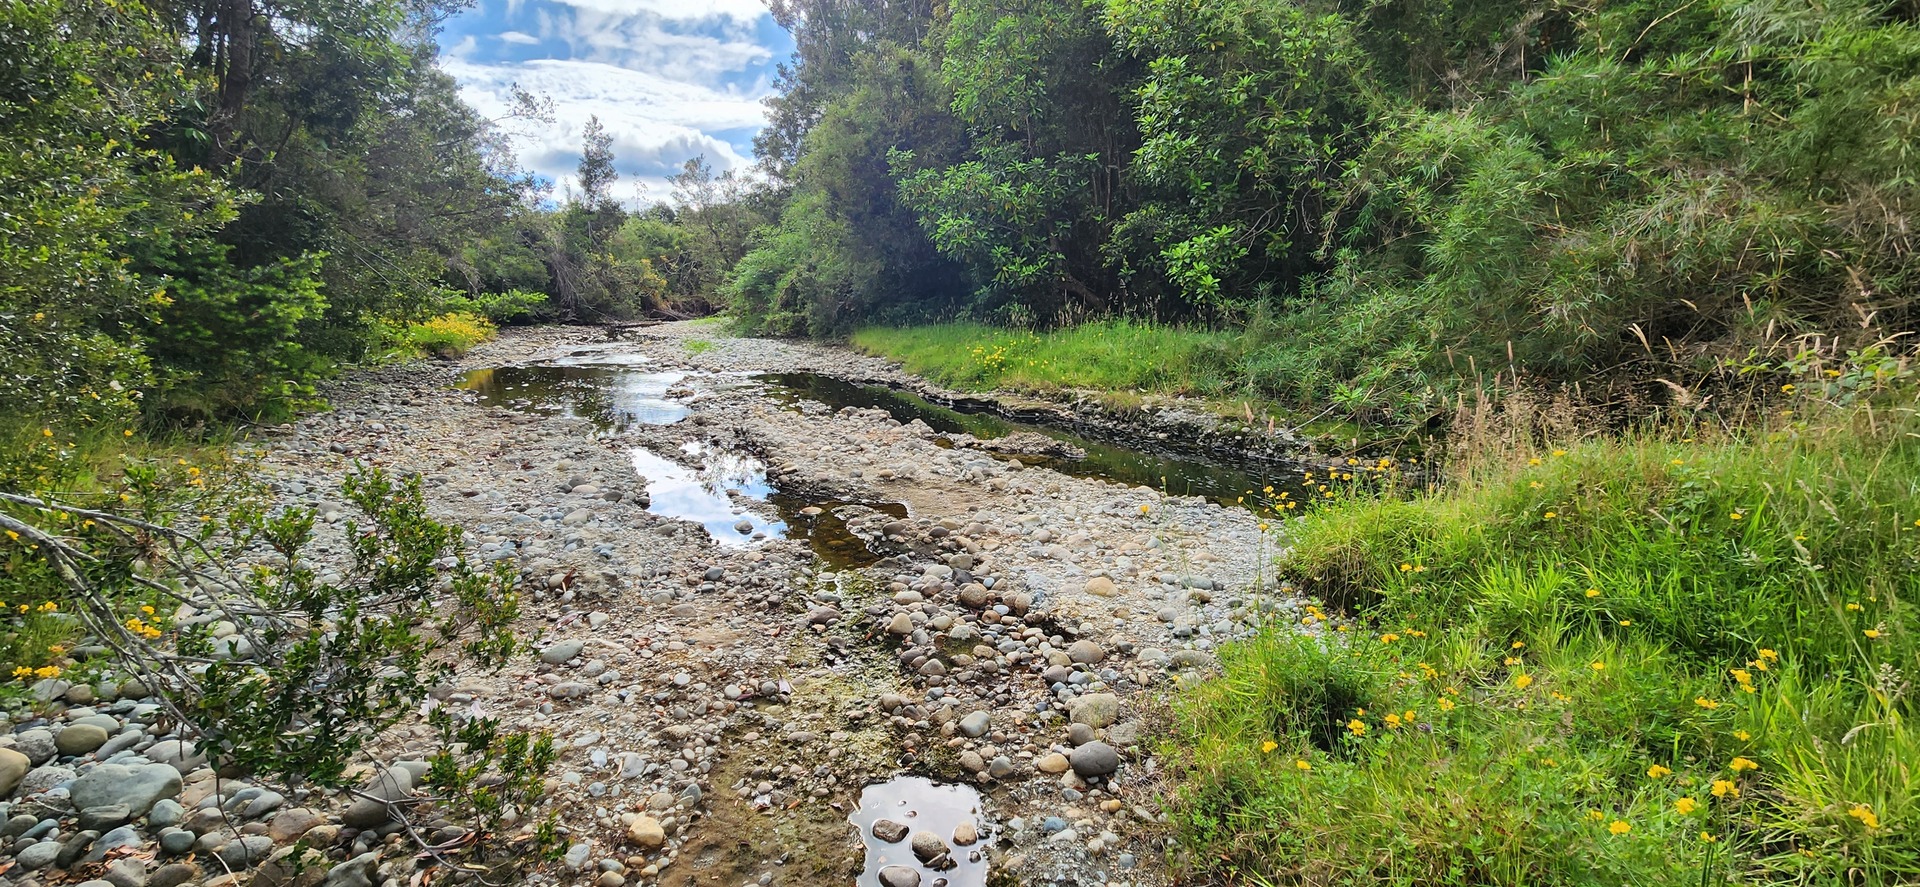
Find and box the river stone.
[14,729,57,765]
[77,804,132,831]
[324,852,380,887]
[953,821,979,845]
[1084,577,1118,597]
[1067,640,1106,665]
[0,748,29,796]
[150,863,199,887]
[1036,753,1070,774]
[885,612,913,635]
[340,767,412,829]
[15,840,60,870]
[625,815,664,849]
[83,825,145,863]
[957,711,990,738]
[956,584,992,608]
[101,857,147,887]
[1069,693,1120,729]
[909,831,948,865]
[268,807,326,843]
[871,819,908,843]
[1169,649,1214,670]
[877,866,921,887]
[56,724,111,756]
[1069,741,1120,777]
[145,739,205,775]
[215,834,275,869]
[540,640,585,664]
[20,764,75,795]
[159,827,195,854]
[70,762,181,816]
[149,798,186,829]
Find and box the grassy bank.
[851,321,1245,402]
[1170,352,1920,883]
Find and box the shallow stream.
[461,357,1300,566]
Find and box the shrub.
[404,312,495,358]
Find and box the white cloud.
[497,30,540,44]
[546,8,772,85]
[445,56,767,204]
[547,0,770,24]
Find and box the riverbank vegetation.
[1171,348,1920,883]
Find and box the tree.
[577,115,622,248]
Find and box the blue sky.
[438,0,792,205]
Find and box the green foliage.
[1173,355,1920,883]
[139,240,331,422]
[0,0,231,435]
[402,312,496,359]
[451,289,553,325]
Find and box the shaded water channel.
[461,358,1302,565]
[760,372,1306,508]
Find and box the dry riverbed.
[0,323,1307,887]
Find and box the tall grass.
[851,320,1242,398]
[1170,349,1920,884]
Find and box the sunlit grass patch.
[1172,354,1920,884]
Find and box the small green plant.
[684,337,715,355]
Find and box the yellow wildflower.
[1438,697,1456,712]
[1514,674,1533,690]
[1585,588,1601,598]
[1696,697,1721,710]
[1729,757,1759,773]
[1850,805,1880,829]
[1346,719,1367,736]
[1261,740,1278,754]
[1648,764,1672,779]
[1676,797,1699,814]
[1294,759,1312,771]
[1734,730,1751,741]
[1608,820,1631,836]
[1711,779,1739,798]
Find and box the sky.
[437,0,792,206]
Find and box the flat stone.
[1067,640,1106,665]
[871,819,908,843]
[70,762,182,817]
[1084,577,1118,597]
[877,865,921,887]
[15,840,60,870]
[340,767,412,829]
[1035,753,1070,774]
[540,640,585,664]
[145,739,205,775]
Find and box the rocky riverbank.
[0,323,1306,887]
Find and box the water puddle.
[628,443,786,546]
[770,496,909,570]
[761,372,1304,509]
[462,365,691,429]
[848,777,995,887]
